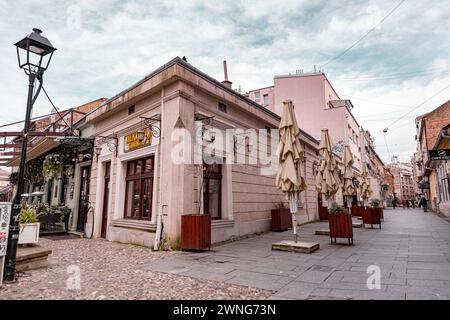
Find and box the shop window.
[203,162,222,220]
[124,156,154,220]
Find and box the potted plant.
[37,204,71,233]
[328,203,353,245]
[181,164,212,251]
[271,200,291,231]
[18,203,43,245]
[363,199,382,228]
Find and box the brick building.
[415,100,450,211]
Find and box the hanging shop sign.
[0,202,11,286]
[429,149,450,161]
[0,203,10,257]
[124,127,153,152]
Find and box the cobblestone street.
[1,208,450,300]
[0,238,269,300]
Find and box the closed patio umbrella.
[360,165,372,206]
[275,100,307,243]
[342,145,356,207]
[316,129,341,208]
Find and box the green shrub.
[329,203,347,214]
[19,203,44,224]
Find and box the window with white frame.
[254,91,260,103]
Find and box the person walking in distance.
[420,195,428,212]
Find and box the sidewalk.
[145,208,450,300]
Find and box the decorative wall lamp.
[94,147,102,162]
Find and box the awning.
[7,137,58,167]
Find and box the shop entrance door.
[77,166,91,232]
[101,162,111,238]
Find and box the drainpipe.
[153,86,165,251]
[303,145,310,222]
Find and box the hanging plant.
[9,172,18,185]
[43,154,65,178]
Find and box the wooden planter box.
[271,208,291,231]
[362,208,382,229]
[328,212,353,245]
[318,206,329,221]
[181,214,211,251]
[351,206,366,217]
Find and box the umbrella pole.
[289,193,298,243]
[347,196,353,215]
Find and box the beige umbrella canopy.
[316,129,341,207]
[275,100,307,242]
[342,145,356,201]
[360,165,372,204]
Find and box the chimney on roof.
[222,60,232,89]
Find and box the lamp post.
[3,28,56,282]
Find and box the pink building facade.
[248,73,363,173]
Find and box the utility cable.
[320,0,406,68]
[41,86,79,136]
[384,84,450,129]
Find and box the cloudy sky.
[0,0,449,163]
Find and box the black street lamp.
[3,28,56,282]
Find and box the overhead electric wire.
[336,69,450,81]
[41,86,73,131]
[0,112,63,129]
[384,84,450,129]
[341,95,415,108]
[320,0,406,68]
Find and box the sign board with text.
[0,202,11,286]
[429,149,450,161]
[124,127,154,153]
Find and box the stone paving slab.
[144,208,450,300]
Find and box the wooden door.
[101,162,111,238]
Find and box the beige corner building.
[86,57,320,247]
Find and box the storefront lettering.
[124,127,153,152]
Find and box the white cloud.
[0,0,449,163]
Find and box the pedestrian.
[392,198,397,209]
[402,199,406,209]
[420,196,428,212]
[405,199,410,209]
